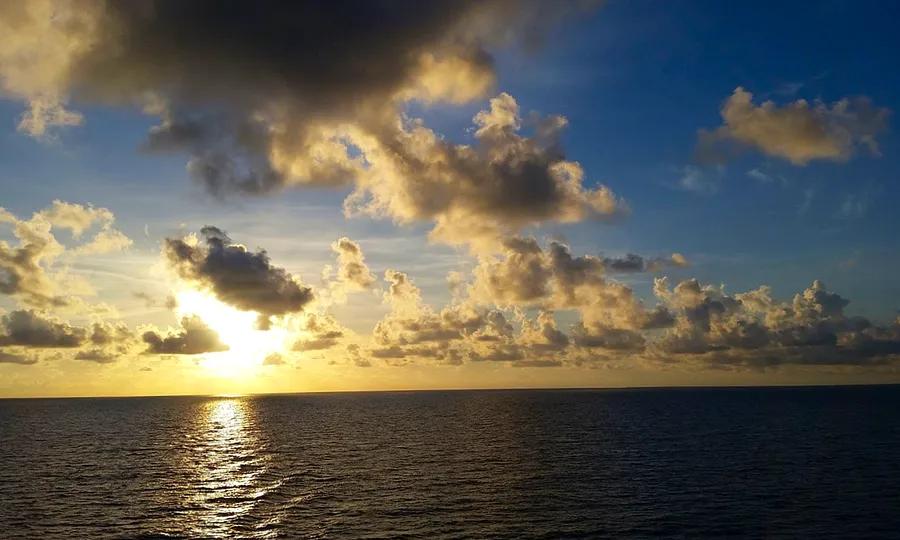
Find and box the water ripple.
[2,387,900,538]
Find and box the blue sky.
[0,1,898,395]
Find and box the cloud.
[601,252,689,273]
[324,237,376,304]
[74,348,119,364]
[133,292,177,310]
[676,165,719,194]
[0,2,616,250]
[698,87,890,165]
[470,237,672,332]
[291,313,346,351]
[0,201,131,307]
[650,278,900,367]
[331,238,375,290]
[38,200,113,238]
[345,93,628,248]
[0,351,38,365]
[346,344,373,368]
[0,310,85,348]
[0,310,138,364]
[17,96,84,138]
[369,269,517,363]
[746,168,787,186]
[70,226,133,255]
[142,315,228,355]
[88,321,133,345]
[362,239,900,370]
[163,226,313,327]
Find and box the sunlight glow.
[176,289,289,377]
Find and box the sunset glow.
[175,289,289,377]
[0,0,898,399]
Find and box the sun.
[175,289,289,377]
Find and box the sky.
[1,0,899,397]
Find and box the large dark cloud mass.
[164,226,313,326]
[1,1,616,248]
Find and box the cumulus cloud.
[362,239,899,370]
[142,315,228,355]
[369,269,516,364]
[698,87,890,165]
[0,309,138,364]
[0,2,617,249]
[650,278,900,367]
[0,201,131,307]
[163,226,313,327]
[345,93,628,247]
[331,238,375,290]
[323,237,376,304]
[0,310,85,348]
[470,237,672,332]
[291,313,346,352]
[38,200,113,238]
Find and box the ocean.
[1,386,899,538]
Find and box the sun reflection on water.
[183,398,278,538]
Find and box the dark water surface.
[1,386,899,539]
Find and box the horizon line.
[2,381,898,400]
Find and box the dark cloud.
[601,253,689,273]
[0,351,38,365]
[2,2,615,249]
[164,226,313,326]
[0,310,85,348]
[142,315,229,355]
[0,0,578,167]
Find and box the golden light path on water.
[175,290,290,377]
[180,398,283,538]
